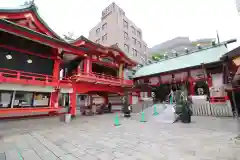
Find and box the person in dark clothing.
[108,102,112,113]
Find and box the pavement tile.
[59,154,79,160]
[0,115,239,160]
[21,149,42,160]
[0,153,6,160]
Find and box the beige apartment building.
[88,2,148,64]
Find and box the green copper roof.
[134,45,228,78]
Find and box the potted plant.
[175,90,192,123]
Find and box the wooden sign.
[160,74,172,83]
[190,69,206,80]
[174,72,188,81]
[148,77,159,85]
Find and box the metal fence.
[131,100,153,113]
[191,101,233,117]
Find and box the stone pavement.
[0,114,240,160]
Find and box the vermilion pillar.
[104,96,108,104]
[53,59,60,80]
[119,64,124,78]
[137,92,141,102]
[83,57,92,74]
[50,90,59,108]
[188,78,195,95]
[70,88,77,117]
[129,93,132,105]
[50,59,61,109]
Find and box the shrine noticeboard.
[148,77,160,86]
[190,69,206,80]
[174,72,188,82]
[160,74,172,84]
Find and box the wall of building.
[88,2,148,64]
[0,47,54,75]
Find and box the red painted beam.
[0,22,85,56]
[0,107,61,115]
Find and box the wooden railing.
[70,70,133,86]
[0,68,72,87]
[0,68,132,87]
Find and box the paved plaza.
[0,114,240,160]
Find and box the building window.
[123,20,128,29]
[0,90,13,108]
[144,45,147,51]
[131,26,136,34]
[132,48,137,56]
[137,31,141,38]
[33,93,50,107]
[96,28,100,34]
[95,39,100,43]
[13,91,33,108]
[132,37,137,45]
[102,23,107,30]
[124,44,129,53]
[137,41,141,48]
[102,34,107,41]
[59,93,70,108]
[124,32,128,40]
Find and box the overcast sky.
[1,0,240,49]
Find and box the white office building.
[88,2,148,64]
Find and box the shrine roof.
[0,2,64,41]
[134,44,228,78]
[70,36,137,66]
[0,18,87,55]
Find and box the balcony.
[70,71,133,87]
[0,68,72,88]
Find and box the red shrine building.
[0,4,137,119]
[134,40,237,117]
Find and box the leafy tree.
[151,53,165,61]
[63,32,76,41]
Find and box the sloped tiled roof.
[0,2,64,41]
[134,45,228,78]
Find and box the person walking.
[108,102,112,113]
[92,103,96,115]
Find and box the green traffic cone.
[153,105,159,116]
[140,111,147,122]
[169,95,173,104]
[114,113,121,126]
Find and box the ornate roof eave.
[0,2,65,41]
[0,19,87,56]
[70,35,137,66]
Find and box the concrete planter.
[60,114,71,123]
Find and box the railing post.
[16,72,20,80]
[45,76,49,84]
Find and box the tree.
[21,0,33,6]
[151,53,165,61]
[63,32,76,41]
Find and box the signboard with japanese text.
[160,74,172,83]
[148,77,160,85]
[190,69,206,80]
[174,72,188,82]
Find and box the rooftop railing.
[0,68,72,87]
[70,70,133,86]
